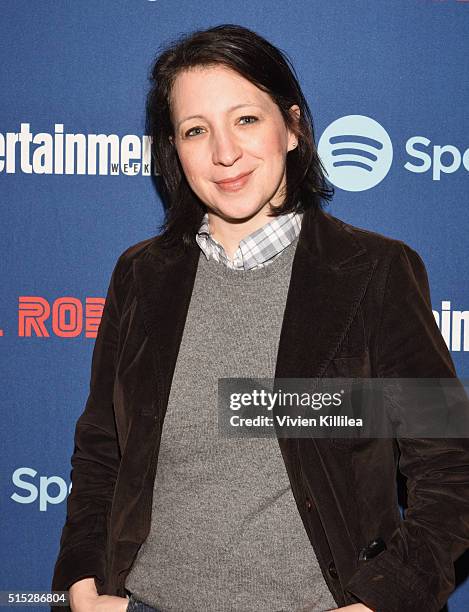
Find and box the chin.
[210,198,268,221]
[218,207,264,223]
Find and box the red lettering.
[52,297,83,337]
[85,298,105,338]
[18,296,104,338]
[18,297,51,337]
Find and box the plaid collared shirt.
[195,210,303,271]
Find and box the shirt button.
[305,498,313,511]
[328,561,339,579]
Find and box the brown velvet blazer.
[51,205,469,612]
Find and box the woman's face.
[170,64,299,223]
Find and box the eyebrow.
[176,103,263,130]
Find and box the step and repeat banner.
[1,1,468,610]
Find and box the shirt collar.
[195,208,303,271]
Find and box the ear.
[287,104,301,152]
[289,104,301,123]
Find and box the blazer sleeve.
[345,242,469,612]
[51,253,125,597]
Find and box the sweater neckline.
[198,236,299,285]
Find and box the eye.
[239,115,258,125]
[184,126,205,138]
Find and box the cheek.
[253,130,286,161]
[178,150,206,185]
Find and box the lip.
[214,170,254,191]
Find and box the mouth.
[214,170,254,192]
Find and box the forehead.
[170,64,273,119]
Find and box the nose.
[211,129,242,166]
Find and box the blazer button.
[305,498,313,511]
[328,561,339,579]
[358,537,387,561]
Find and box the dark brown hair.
[146,23,334,248]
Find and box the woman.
[51,24,469,612]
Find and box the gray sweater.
[125,237,336,612]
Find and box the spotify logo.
[318,115,393,192]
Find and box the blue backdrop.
[1,1,468,610]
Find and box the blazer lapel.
[274,207,375,379]
[133,239,200,420]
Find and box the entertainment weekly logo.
[2,297,469,351]
[0,123,154,176]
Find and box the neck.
[207,203,276,260]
